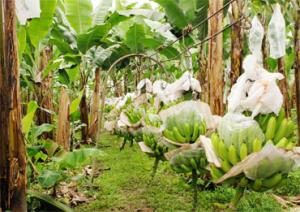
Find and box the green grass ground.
[76,134,297,212]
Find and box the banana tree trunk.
[0,0,27,211]
[89,68,101,141]
[80,87,90,143]
[207,0,224,115]
[124,71,128,94]
[36,46,54,138]
[278,57,291,117]
[197,46,208,103]
[55,87,70,150]
[230,1,243,86]
[295,0,300,145]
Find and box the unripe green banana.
[262,173,282,188]
[180,164,191,173]
[200,158,206,168]
[265,117,276,140]
[240,177,249,187]
[189,158,198,170]
[285,141,296,150]
[228,145,239,165]
[167,116,176,130]
[218,140,229,161]
[163,129,176,141]
[171,165,183,173]
[285,119,295,138]
[191,122,200,142]
[252,179,263,191]
[183,123,192,141]
[211,133,220,153]
[151,143,156,150]
[276,137,288,148]
[210,166,224,180]
[274,119,288,144]
[239,143,248,160]
[276,108,286,131]
[200,121,207,135]
[173,127,188,143]
[221,160,232,172]
[266,140,274,145]
[262,115,271,132]
[252,138,262,152]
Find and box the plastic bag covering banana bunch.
[156,72,201,104]
[143,113,162,128]
[228,55,284,117]
[120,106,145,128]
[104,121,116,132]
[137,78,153,95]
[16,0,41,25]
[115,93,136,110]
[153,80,168,100]
[165,143,207,174]
[139,127,169,158]
[268,4,286,59]
[159,101,217,146]
[249,16,264,64]
[200,116,300,191]
[217,113,265,152]
[103,97,122,132]
[215,144,300,191]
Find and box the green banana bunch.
[247,173,284,191]
[125,107,145,124]
[255,108,297,149]
[144,113,162,128]
[163,111,207,143]
[210,132,288,191]
[170,149,207,174]
[143,133,168,157]
[210,133,265,179]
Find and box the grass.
[75,134,291,211]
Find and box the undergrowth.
[75,134,300,211]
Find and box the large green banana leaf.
[64,0,93,34]
[27,0,57,48]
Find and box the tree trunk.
[0,0,27,211]
[294,0,300,145]
[80,87,89,143]
[278,57,291,117]
[89,68,101,141]
[230,1,243,86]
[207,0,224,115]
[55,87,70,150]
[36,46,54,139]
[113,77,122,97]
[197,46,208,103]
[124,71,128,94]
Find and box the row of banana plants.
[104,54,300,210]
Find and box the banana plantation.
[1,0,300,211]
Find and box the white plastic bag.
[228,55,261,113]
[137,78,153,95]
[115,93,136,110]
[217,113,265,150]
[249,16,264,63]
[158,72,201,104]
[227,55,284,117]
[241,70,284,117]
[16,0,41,25]
[268,4,286,59]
